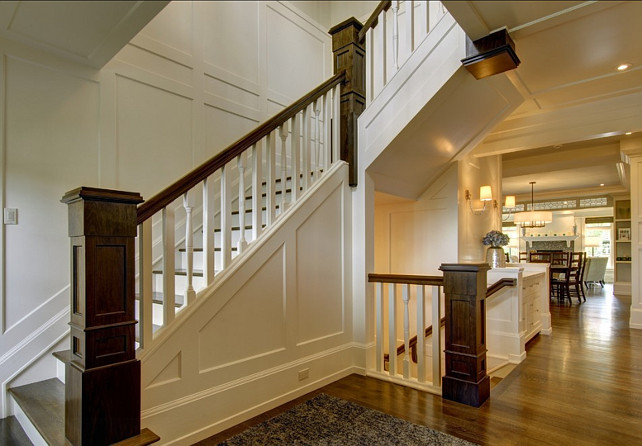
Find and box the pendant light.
[513,182,552,228]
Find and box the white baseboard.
[629,307,642,329]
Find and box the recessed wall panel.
[296,188,343,344]
[267,6,325,101]
[198,247,286,372]
[203,104,258,160]
[200,1,259,85]
[116,75,192,198]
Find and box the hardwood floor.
[201,284,642,445]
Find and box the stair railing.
[136,71,345,349]
[360,0,448,104]
[368,268,516,405]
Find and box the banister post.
[61,187,145,445]
[439,263,491,407]
[329,17,366,187]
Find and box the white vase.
[486,246,506,269]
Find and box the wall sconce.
[502,195,516,221]
[465,185,494,215]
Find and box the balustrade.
[132,73,345,350]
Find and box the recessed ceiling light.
[600,183,605,187]
[617,63,631,71]
[625,132,632,135]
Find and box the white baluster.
[251,141,263,241]
[432,285,442,386]
[416,284,426,383]
[162,206,175,325]
[237,153,247,254]
[402,283,410,379]
[203,177,215,285]
[302,105,311,191]
[139,220,153,347]
[375,9,387,93]
[183,192,195,305]
[266,130,276,226]
[220,164,232,269]
[375,282,384,373]
[392,0,400,71]
[291,115,300,203]
[332,85,340,164]
[419,1,429,42]
[405,0,415,54]
[388,283,397,376]
[366,29,373,104]
[323,91,331,173]
[313,99,321,180]
[279,122,289,214]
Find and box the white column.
[622,140,642,328]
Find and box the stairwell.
[2,1,528,444]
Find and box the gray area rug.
[218,393,477,445]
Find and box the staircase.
[2,1,528,444]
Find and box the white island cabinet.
[485,264,550,371]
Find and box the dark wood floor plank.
[198,285,642,445]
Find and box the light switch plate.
[4,208,18,225]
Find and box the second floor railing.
[360,0,448,104]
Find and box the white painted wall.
[458,153,502,262]
[374,163,459,275]
[0,0,335,413]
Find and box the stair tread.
[136,291,185,307]
[9,378,64,446]
[0,415,33,446]
[52,350,71,364]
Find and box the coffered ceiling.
[444,1,642,199]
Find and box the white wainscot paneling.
[116,43,193,87]
[198,247,287,372]
[136,0,193,57]
[200,1,259,86]
[115,75,192,198]
[4,55,99,328]
[203,73,261,118]
[296,187,344,345]
[266,5,326,102]
[203,104,259,158]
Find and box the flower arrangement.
[482,230,509,247]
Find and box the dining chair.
[519,251,528,262]
[550,252,571,303]
[568,252,586,302]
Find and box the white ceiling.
[445,1,642,199]
[0,1,168,68]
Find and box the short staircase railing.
[369,266,516,406]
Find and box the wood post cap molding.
[61,187,144,205]
[439,263,490,273]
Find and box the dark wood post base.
[439,263,491,408]
[61,187,148,445]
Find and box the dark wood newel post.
[61,187,146,445]
[439,263,491,407]
[329,17,366,187]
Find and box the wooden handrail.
[358,0,392,43]
[136,70,346,224]
[486,278,517,297]
[368,273,444,286]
